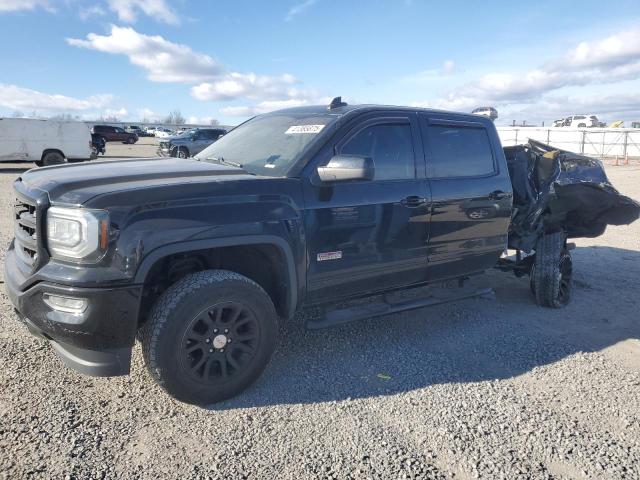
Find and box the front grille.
[14,195,39,268]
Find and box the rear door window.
[421,121,495,178]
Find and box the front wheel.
[177,147,189,159]
[140,270,278,405]
[530,232,573,308]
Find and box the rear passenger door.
[419,115,512,280]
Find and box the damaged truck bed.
[505,139,640,252]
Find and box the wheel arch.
[41,148,66,162]
[135,235,298,320]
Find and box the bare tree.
[209,118,220,126]
[11,110,24,118]
[163,110,185,125]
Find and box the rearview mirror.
[317,155,374,183]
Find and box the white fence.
[497,127,640,161]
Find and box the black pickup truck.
[5,99,638,405]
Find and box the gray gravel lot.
[1,143,639,479]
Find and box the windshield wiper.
[206,156,243,168]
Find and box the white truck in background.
[0,118,94,166]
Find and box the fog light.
[43,294,88,314]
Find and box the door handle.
[489,190,512,200]
[401,196,427,208]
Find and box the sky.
[0,0,639,126]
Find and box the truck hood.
[18,157,252,205]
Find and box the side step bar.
[307,287,494,330]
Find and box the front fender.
[134,235,299,318]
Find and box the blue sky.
[1,0,639,125]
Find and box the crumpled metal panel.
[504,139,640,252]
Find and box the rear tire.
[530,232,573,308]
[41,151,66,166]
[140,270,278,405]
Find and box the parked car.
[91,133,106,156]
[553,119,565,127]
[145,126,159,136]
[154,127,174,138]
[471,106,498,121]
[125,125,144,136]
[632,122,640,129]
[562,115,599,128]
[157,128,227,158]
[0,117,94,166]
[91,125,138,144]
[5,99,639,405]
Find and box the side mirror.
[317,155,374,183]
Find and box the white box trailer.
[0,118,94,166]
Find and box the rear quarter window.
[423,123,495,178]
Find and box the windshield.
[176,129,197,137]
[195,112,339,176]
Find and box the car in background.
[154,127,174,138]
[144,126,159,136]
[125,125,144,136]
[562,115,599,128]
[0,117,94,166]
[157,128,227,158]
[553,119,565,127]
[472,107,498,121]
[92,125,138,144]
[632,122,640,129]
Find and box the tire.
[530,232,573,308]
[177,147,189,159]
[578,123,586,128]
[41,151,66,166]
[140,270,278,405]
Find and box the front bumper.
[4,247,142,377]
[157,145,171,156]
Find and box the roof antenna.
[328,96,347,110]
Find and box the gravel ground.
[0,148,639,479]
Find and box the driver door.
[302,112,431,303]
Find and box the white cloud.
[191,73,298,101]
[68,26,323,112]
[285,0,317,21]
[0,0,52,12]
[186,116,221,125]
[442,60,456,75]
[79,5,106,20]
[67,26,223,83]
[559,29,640,71]
[0,83,114,112]
[106,0,179,25]
[412,27,640,120]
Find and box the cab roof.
[268,103,491,125]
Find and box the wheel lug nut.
[227,338,232,343]
[205,338,210,343]
[213,329,218,333]
[224,329,229,333]
[209,349,213,353]
[220,349,224,353]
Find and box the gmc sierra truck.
[5,98,638,405]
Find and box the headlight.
[47,206,109,262]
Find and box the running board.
[307,287,494,330]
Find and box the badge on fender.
[317,251,342,261]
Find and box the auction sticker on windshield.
[285,125,325,134]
